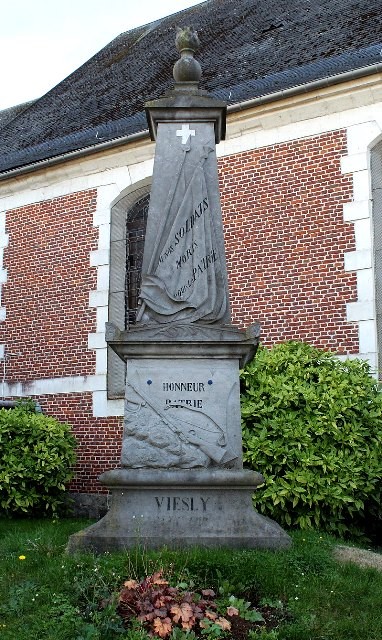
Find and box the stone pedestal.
[107,323,258,472]
[67,469,290,552]
[68,325,291,552]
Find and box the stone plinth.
[67,324,291,552]
[67,469,290,552]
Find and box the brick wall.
[0,190,98,382]
[38,393,123,493]
[219,130,358,353]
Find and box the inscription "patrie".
[155,497,210,512]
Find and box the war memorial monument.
[68,28,290,551]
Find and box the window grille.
[125,193,150,326]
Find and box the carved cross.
[176,123,196,145]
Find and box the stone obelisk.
[68,28,290,551]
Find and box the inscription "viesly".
[155,496,210,512]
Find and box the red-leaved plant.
[117,571,232,638]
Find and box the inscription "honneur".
[163,382,205,392]
[155,496,210,512]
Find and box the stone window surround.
[371,138,382,377]
[107,177,151,399]
[341,122,382,373]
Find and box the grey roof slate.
[0,0,381,174]
[0,101,36,132]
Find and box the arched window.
[108,182,150,398]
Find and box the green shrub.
[0,401,76,516]
[240,341,382,538]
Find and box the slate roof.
[0,101,36,132]
[0,0,381,175]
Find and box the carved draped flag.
[137,145,227,323]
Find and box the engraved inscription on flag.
[137,143,227,323]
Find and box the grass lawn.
[0,518,381,639]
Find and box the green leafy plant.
[116,570,273,639]
[0,401,76,516]
[199,616,230,638]
[117,571,231,638]
[241,341,382,538]
[224,596,264,623]
[169,628,197,640]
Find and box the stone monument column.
[68,28,290,551]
